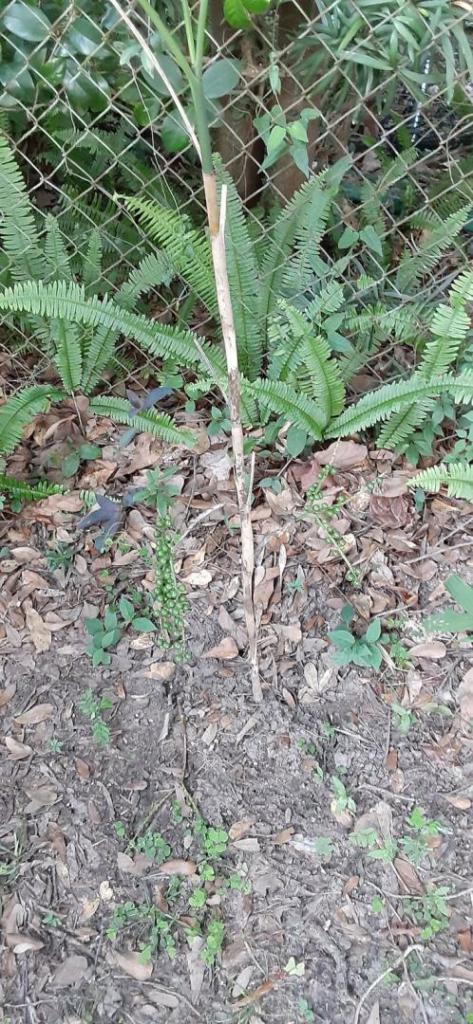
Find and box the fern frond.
[122,195,218,317]
[0,475,65,501]
[0,132,43,281]
[116,251,173,308]
[327,373,473,438]
[376,400,436,449]
[0,385,59,455]
[217,168,262,380]
[44,215,71,281]
[80,326,119,395]
[395,206,470,292]
[89,396,195,448]
[83,228,103,291]
[410,462,473,500]
[0,280,226,381]
[246,379,325,440]
[50,318,82,392]
[278,301,345,420]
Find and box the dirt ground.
[2,437,473,1024]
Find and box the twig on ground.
[353,945,424,1024]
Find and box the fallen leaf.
[99,880,114,901]
[0,684,16,710]
[25,605,52,653]
[145,661,175,680]
[229,819,255,841]
[186,936,205,1000]
[80,898,100,922]
[5,737,33,760]
[201,448,232,481]
[110,950,153,981]
[11,546,41,563]
[273,827,294,845]
[409,641,446,660]
[159,859,196,876]
[299,441,367,489]
[75,758,91,780]
[444,793,471,810]
[394,856,424,895]
[457,928,473,953]
[232,837,260,852]
[52,954,88,988]
[15,703,53,727]
[183,569,213,587]
[8,934,44,954]
[366,1001,381,1024]
[203,636,239,660]
[458,667,473,720]
[23,783,58,813]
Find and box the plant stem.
[181,0,196,66]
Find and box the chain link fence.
[1,0,473,407]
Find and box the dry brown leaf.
[458,667,473,720]
[15,703,53,727]
[24,605,52,653]
[75,758,91,780]
[80,898,100,922]
[0,684,16,710]
[183,569,213,587]
[5,737,32,760]
[409,641,446,660]
[394,856,424,895]
[145,661,175,680]
[8,933,44,954]
[273,827,294,845]
[366,1001,381,1024]
[404,559,438,581]
[232,837,260,852]
[201,448,232,481]
[444,793,471,810]
[298,441,367,489]
[23,783,58,813]
[186,936,205,1001]
[457,928,473,953]
[159,859,196,876]
[52,954,88,988]
[203,636,239,660]
[229,819,255,841]
[11,546,41,563]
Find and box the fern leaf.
[395,206,470,292]
[0,475,65,501]
[0,280,226,382]
[122,195,218,317]
[277,301,345,420]
[50,319,82,392]
[0,385,58,455]
[246,379,325,440]
[80,325,118,395]
[376,400,436,449]
[44,215,71,281]
[89,396,195,448]
[217,168,262,380]
[265,173,331,325]
[410,462,473,500]
[83,228,103,291]
[116,251,173,308]
[0,132,43,281]
[327,374,464,437]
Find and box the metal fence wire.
[1,0,473,403]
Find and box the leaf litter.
[1,418,473,1023]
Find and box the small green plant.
[305,469,362,586]
[391,703,416,735]
[312,836,334,859]
[189,888,207,909]
[404,885,451,941]
[298,997,315,1023]
[129,830,171,864]
[135,469,188,659]
[331,776,356,815]
[79,689,113,745]
[85,608,122,667]
[399,808,442,866]
[42,911,60,927]
[371,896,385,913]
[329,606,383,669]
[113,821,126,839]
[107,901,177,960]
[117,595,156,634]
[350,827,379,850]
[194,819,229,860]
[425,575,473,636]
[224,871,251,894]
[201,919,224,967]
[48,737,63,753]
[46,543,75,572]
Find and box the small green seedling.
[329,606,383,669]
[118,595,156,634]
[392,702,416,735]
[305,470,362,586]
[85,608,122,666]
[405,885,450,940]
[202,919,224,966]
[426,575,473,635]
[46,543,75,571]
[79,689,113,745]
[298,997,315,1023]
[129,830,171,864]
[371,896,385,913]
[399,807,442,866]
[194,819,229,859]
[331,776,356,815]
[189,888,206,909]
[107,901,177,960]
[312,836,334,859]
